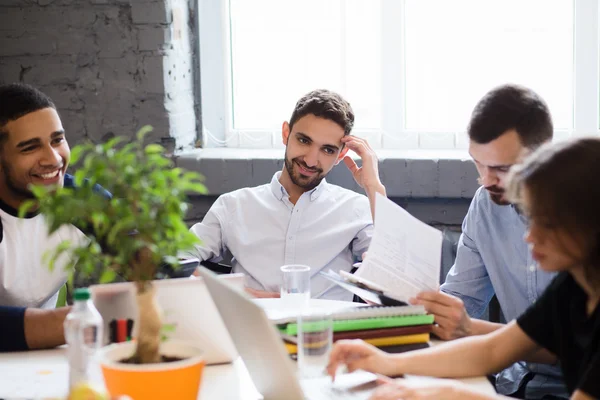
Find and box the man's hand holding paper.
[409,291,473,340]
[354,193,443,303]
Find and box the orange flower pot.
[100,340,205,400]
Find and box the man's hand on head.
[341,136,384,194]
[409,291,473,341]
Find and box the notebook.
[284,333,430,354]
[333,324,432,341]
[280,313,435,336]
[280,321,433,344]
[270,304,426,325]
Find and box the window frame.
[198,0,600,150]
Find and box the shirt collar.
[270,171,328,202]
[0,197,38,219]
[270,171,288,201]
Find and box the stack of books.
[275,305,434,355]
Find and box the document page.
[355,193,442,300]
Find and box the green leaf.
[106,217,136,247]
[56,240,73,254]
[29,184,48,199]
[183,182,208,194]
[43,240,72,272]
[136,125,154,141]
[69,146,84,165]
[144,144,164,155]
[18,200,37,218]
[163,255,179,266]
[161,323,177,333]
[74,169,87,188]
[99,268,116,284]
[103,136,123,151]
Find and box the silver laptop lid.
[197,267,305,400]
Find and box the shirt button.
[529,265,536,272]
[289,236,293,240]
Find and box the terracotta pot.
[100,340,205,400]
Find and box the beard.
[284,149,325,191]
[484,185,510,206]
[0,159,35,200]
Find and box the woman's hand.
[327,340,398,380]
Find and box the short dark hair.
[507,137,600,285]
[288,89,354,136]
[0,83,56,148]
[468,84,553,148]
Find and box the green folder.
[280,314,434,336]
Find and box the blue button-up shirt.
[185,172,373,301]
[441,187,568,399]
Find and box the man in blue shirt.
[0,83,109,351]
[411,84,569,399]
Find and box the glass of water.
[280,264,311,309]
[297,309,333,379]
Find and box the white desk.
[0,348,495,399]
[0,347,261,399]
[0,299,496,399]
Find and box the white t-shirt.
[0,201,87,309]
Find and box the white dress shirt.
[185,171,373,300]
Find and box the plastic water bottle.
[64,287,103,389]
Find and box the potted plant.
[22,126,208,399]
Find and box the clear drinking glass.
[296,309,333,379]
[280,264,311,310]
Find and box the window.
[199,0,600,149]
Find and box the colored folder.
[280,314,434,336]
[333,324,432,341]
[284,333,430,354]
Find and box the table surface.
[0,299,496,399]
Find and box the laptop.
[197,267,382,400]
[90,273,244,365]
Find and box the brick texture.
[0,0,198,150]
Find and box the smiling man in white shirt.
[185,89,386,300]
[0,83,113,351]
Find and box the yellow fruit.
[67,382,107,400]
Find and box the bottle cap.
[73,288,91,301]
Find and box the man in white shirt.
[0,83,83,311]
[0,83,87,352]
[186,89,386,300]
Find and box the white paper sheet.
[355,193,443,301]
